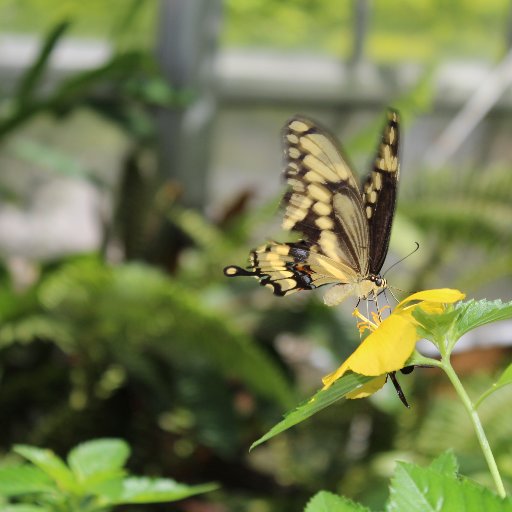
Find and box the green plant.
[0,438,217,511]
[249,293,512,508]
[305,452,512,512]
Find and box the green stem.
[441,357,506,498]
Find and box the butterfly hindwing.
[224,241,358,296]
[363,110,400,274]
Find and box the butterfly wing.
[282,116,370,276]
[224,239,360,296]
[224,113,400,303]
[362,110,400,275]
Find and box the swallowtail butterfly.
[224,110,400,307]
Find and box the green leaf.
[3,506,51,512]
[428,451,459,476]
[453,299,512,340]
[250,373,374,450]
[305,491,370,512]
[386,462,512,511]
[495,363,512,387]
[16,21,70,105]
[67,439,129,482]
[13,446,76,492]
[412,305,460,347]
[475,363,512,408]
[0,465,55,497]
[108,477,217,505]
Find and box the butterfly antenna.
[382,242,420,278]
[387,287,400,304]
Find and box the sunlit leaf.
[386,462,512,511]
[250,373,374,450]
[428,451,459,477]
[67,439,129,482]
[13,446,76,492]
[107,477,217,505]
[453,299,512,339]
[0,465,55,497]
[305,491,370,512]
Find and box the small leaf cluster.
[0,438,216,512]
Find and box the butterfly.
[224,110,400,308]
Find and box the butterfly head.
[370,274,386,289]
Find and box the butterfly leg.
[374,291,384,322]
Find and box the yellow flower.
[322,289,466,398]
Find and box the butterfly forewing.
[363,110,400,274]
[282,117,369,275]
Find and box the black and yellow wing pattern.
[224,110,400,307]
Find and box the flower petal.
[396,288,465,312]
[322,313,418,388]
[346,375,387,399]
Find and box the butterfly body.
[224,110,399,307]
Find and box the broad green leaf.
[305,491,370,512]
[86,476,124,502]
[67,439,129,482]
[428,451,459,476]
[386,462,512,511]
[13,446,76,491]
[108,477,217,505]
[250,373,374,450]
[0,465,55,496]
[453,299,512,340]
[475,363,512,408]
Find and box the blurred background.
[1,0,512,510]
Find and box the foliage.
[0,257,294,461]
[0,438,216,511]
[305,452,512,512]
[224,0,508,61]
[400,166,512,292]
[251,296,512,505]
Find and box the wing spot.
[373,172,382,190]
[308,183,331,203]
[304,170,324,183]
[280,278,298,291]
[313,201,331,216]
[318,230,341,261]
[288,178,305,192]
[288,147,301,159]
[315,216,334,230]
[388,126,396,144]
[289,119,310,133]
[366,206,373,219]
[286,133,299,144]
[369,190,377,203]
[287,162,299,174]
